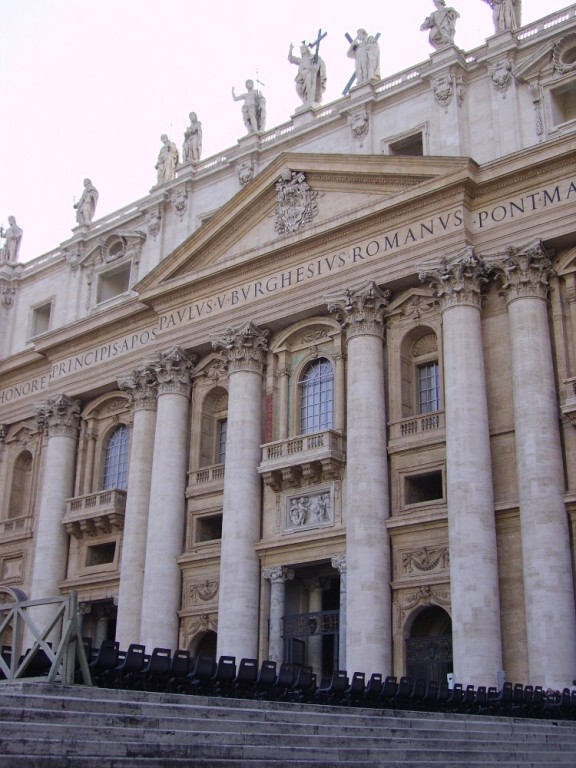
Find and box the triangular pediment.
[136,152,473,302]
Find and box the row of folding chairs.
[83,643,576,720]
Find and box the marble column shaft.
[494,244,576,688]
[327,281,391,676]
[212,322,269,660]
[421,251,503,686]
[263,566,293,664]
[30,395,80,634]
[331,555,347,670]
[139,347,193,652]
[116,367,158,649]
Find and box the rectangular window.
[418,362,439,414]
[97,264,131,303]
[551,82,576,126]
[196,513,223,543]
[217,419,227,464]
[30,301,53,338]
[388,132,424,156]
[85,542,116,567]
[405,471,443,505]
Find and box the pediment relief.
[387,289,438,325]
[135,154,465,299]
[5,423,39,446]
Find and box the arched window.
[299,358,334,434]
[103,425,129,490]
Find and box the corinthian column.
[420,249,503,686]
[326,280,391,676]
[31,394,81,632]
[115,365,158,648]
[492,241,576,688]
[212,321,269,659]
[139,347,194,651]
[263,566,294,664]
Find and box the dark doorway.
[406,606,452,683]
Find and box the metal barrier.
[0,591,91,685]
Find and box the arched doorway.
[405,606,452,683]
[192,630,217,659]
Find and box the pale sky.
[0,0,572,262]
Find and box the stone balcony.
[259,430,346,491]
[187,463,225,497]
[0,515,33,542]
[562,377,576,426]
[388,411,446,451]
[63,489,126,539]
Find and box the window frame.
[102,424,130,491]
[298,357,334,435]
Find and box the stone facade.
[2,7,576,689]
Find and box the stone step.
[0,682,574,767]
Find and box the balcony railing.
[64,489,126,539]
[389,411,445,443]
[259,430,346,490]
[0,515,33,541]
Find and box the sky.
[0,0,572,262]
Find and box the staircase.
[1,681,575,767]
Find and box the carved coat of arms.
[274,169,319,235]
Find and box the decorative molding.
[284,489,333,532]
[189,579,219,604]
[402,546,449,574]
[489,57,514,96]
[118,365,159,411]
[146,346,195,396]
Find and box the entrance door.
[405,606,453,683]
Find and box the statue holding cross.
[344,29,380,94]
[288,29,327,108]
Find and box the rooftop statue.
[288,41,327,107]
[74,178,98,226]
[232,80,266,134]
[155,134,179,185]
[421,0,460,49]
[0,215,23,262]
[346,29,380,85]
[182,112,203,163]
[483,0,518,33]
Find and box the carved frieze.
[284,489,333,532]
[402,546,449,575]
[189,579,219,604]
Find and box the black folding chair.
[233,658,258,699]
[114,643,146,689]
[88,640,119,687]
[255,659,277,699]
[316,669,349,705]
[167,649,192,693]
[139,647,172,691]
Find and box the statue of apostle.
[347,29,380,85]
[182,112,203,163]
[74,178,98,226]
[288,42,327,107]
[483,0,519,33]
[421,0,460,49]
[155,134,179,185]
[232,80,266,134]
[0,216,23,262]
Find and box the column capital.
[263,566,295,584]
[331,554,347,574]
[419,247,488,310]
[490,240,554,304]
[35,394,81,439]
[147,346,195,397]
[211,321,270,374]
[118,365,158,411]
[325,280,390,340]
